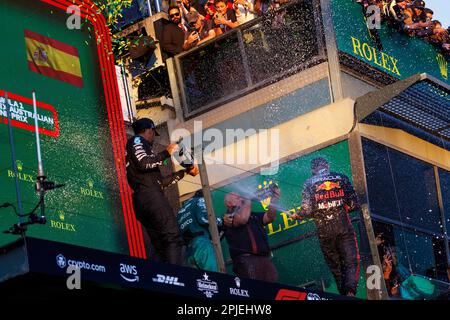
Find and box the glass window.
[362,139,442,233]
[393,227,436,277]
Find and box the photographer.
[126,118,199,265]
[222,190,280,282]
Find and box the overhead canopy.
[355,73,450,142]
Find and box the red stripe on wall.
[28,61,83,88]
[24,29,79,57]
[45,0,147,258]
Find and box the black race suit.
[301,169,360,295]
[126,135,185,265]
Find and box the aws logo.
[437,54,448,80]
[50,210,76,232]
[119,263,139,283]
[6,160,34,183]
[80,178,104,199]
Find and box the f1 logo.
[275,289,307,300]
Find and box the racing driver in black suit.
[126,118,199,265]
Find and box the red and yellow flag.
[25,30,83,88]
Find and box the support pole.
[32,91,46,221]
[348,129,388,300]
[5,91,24,222]
[197,152,226,273]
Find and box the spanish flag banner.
[25,30,83,88]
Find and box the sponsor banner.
[24,237,344,300]
[0,89,59,137]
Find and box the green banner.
[211,141,367,299]
[0,0,128,254]
[331,0,449,84]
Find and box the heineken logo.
[0,89,59,138]
[50,210,76,232]
[80,178,104,199]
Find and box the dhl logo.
[315,181,340,192]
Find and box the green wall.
[331,0,449,84]
[211,141,367,299]
[0,0,128,254]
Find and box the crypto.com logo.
[171,121,280,175]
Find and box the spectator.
[357,0,449,55]
[233,0,256,25]
[254,0,271,15]
[204,1,217,21]
[177,190,222,272]
[161,6,200,58]
[222,191,279,282]
[184,11,217,50]
[214,0,240,36]
[375,232,401,297]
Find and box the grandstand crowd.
[357,0,450,54]
[160,0,291,56]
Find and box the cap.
[132,118,160,136]
[186,12,199,25]
[311,157,329,170]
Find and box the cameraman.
[222,190,279,282]
[126,118,199,265]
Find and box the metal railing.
[172,0,326,119]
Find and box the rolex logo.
[80,178,104,199]
[437,54,448,80]
[50,209,76,232]
[16,160,23,172]
[6,160,34,183]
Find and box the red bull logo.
[315,181,341,192]
[315,189,345,201]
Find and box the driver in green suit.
[177,189,222,272]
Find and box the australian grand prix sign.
[0,89,59,138]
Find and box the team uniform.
[126,135,185,265]
[300,168,360,295]
[177,196,219,272]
